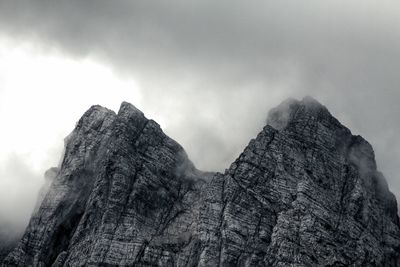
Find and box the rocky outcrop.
[3,97,400,266]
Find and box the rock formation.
[3,97,400,266]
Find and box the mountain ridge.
[3,97,399,266]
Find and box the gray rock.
[3,97,400,266]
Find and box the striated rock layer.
[3,97,400,266]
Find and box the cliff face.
[3,97,400,266]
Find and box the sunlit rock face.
[3,97,400,266]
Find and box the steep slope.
[3,97,400,267]
[196,97,400,266]
[3,102,209,266]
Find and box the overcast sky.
[0,0,399,233]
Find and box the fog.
[0,0,399,237]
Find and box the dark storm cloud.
[0,0,399,199]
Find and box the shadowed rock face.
[2,97,400,266]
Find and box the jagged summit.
[77,101,144,130]
[267,96,339,131]
[3,97,400,267]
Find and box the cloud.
[0,0,399,233]
[0,40,142,237]
[0,155,42,233]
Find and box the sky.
[0,0,399,234]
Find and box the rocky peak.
[3,98,400,267]
[75,105,115,131]
[266,96,330,130]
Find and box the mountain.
[2,97,400,266]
